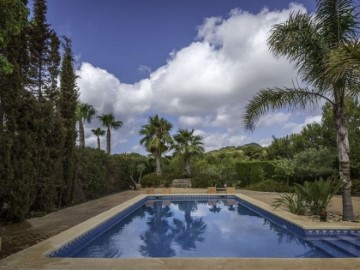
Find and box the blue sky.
[41,0,321,154]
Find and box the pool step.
[310,240,355,258]
[322,238,360,257]
[335,235,360,248]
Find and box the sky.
[41,0,322,154]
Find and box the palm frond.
[268,11,329,90]
[243,87,333,131]
[325,41,360,82]
[315,0,357,44]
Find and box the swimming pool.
[50,195,360,258]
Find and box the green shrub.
[352,179,360,195]
[77,148,108,200]
[272,194,307,215]
[141,173,162,187]
[191,174,221,188]
[295,178,341,215]
[272,178,341,218]
[246,179,294,193]
[236,161,276,187]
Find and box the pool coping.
[0,193,359,270]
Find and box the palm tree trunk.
[97,136,100,150]
[106,127,111,154]
[79,119,85,148]
[155,154,162,176]
[184,156,191,176]
[334,105,354,221]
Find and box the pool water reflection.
[64,199,360,258]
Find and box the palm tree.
[91,127,105,150]
[139,115,173,175]
[172,129,204,176]
[76,103,96,148]
[243,0,357,221]
[98,113,123,154]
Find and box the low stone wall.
[171,178,191,188]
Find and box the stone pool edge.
[0,193,359,270]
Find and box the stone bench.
[171,178,192,188]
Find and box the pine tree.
[59,37,78,205]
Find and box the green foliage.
[295,179,342,215]
[76,148,108,199]
[59,37,78,205]
[139,114,173,175]
[293,147,337,182]
[236,161,276,187]
[172,128,204,176]
[0,0,28,74]
[107,153,149,190]
[272,178,341,217]
[246,179,294,193]
[351,179,360,195]
[191,174,221,188]
[98,113,123,155]
[141,173,162,187]
[272,194,307,215]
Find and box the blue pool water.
[52,197,360,258]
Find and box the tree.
[98,113,123,155]
[293,147,337,181]
[28,0,53,99]
[139,115,173,175]
[76,103,96,148]
[91,127,105,150]
[274,159,295,186]
[172,129,204,176]
[0,0,38,221]
[58,37,78,205]
[0,0,28,74]
[243,0,357,221]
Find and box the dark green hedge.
[245,179,294,193]
[75,148,149,201]
[235,161,276,187]
[191,174,221,188]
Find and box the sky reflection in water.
[72,199,330,258]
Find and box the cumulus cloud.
[76,4,308,153]
[290,115,322,133]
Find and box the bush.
[76,148,108,200]
[191,174,221,188]
[352,179,360,195]
[273,178,341,218]
[245,179,293,193]
[141,173,162,187]
[236,161,276,187]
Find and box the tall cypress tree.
[59,37,78,205]
[28,0,62,212]
[0,0,37,221]
[28,0,51,99]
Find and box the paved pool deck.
[0,189,359,270]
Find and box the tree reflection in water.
[139,200,207,256]
[264,219,320,258]
[172,201,207,250]
[139,201,175,257]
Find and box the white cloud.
[290,115,322,133]
[179,116,205,127]
[196,129,249,151]
[76,4,308,153]
[257,112,292,128]
[138,64,152,74]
